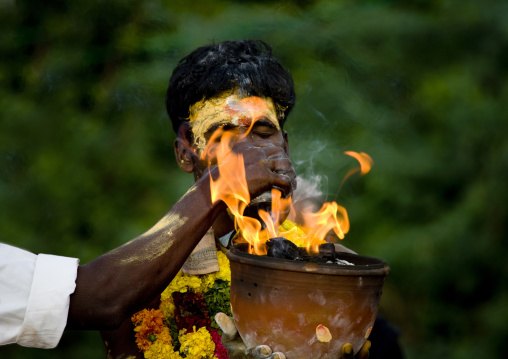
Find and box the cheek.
[193,157,213,180]
[202,152,218,167]
[266,133,286,148]
[200,142,224,167]
[274,133,286,146]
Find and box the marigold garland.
[132,249,232,359]
[179,326,216,358]
[132,308,167,351]
[132,221,303,359]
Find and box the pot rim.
[227,243,390,276]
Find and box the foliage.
[133,250,231,358]
[204,279,232,330]
[1,0,507,358]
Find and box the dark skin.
[182,120,293,244]
[85,120,295,358]
[96,119,370,359]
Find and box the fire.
[335,151,374,193]
[301,202,350,253]
[206,125,373,255]
[344,151,373,175]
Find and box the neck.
[211,210,235,238]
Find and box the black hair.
[166,39,295,134]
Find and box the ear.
[282,130,290,156]
[174,137,196,173]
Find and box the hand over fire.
[215,312,371,359]
[210,140,297,208]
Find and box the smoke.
[292,175,324,204]
[292,138,330,202]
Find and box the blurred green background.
[1,0,507,358]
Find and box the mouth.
[244,188,291,227]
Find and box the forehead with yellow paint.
[188,92,280,151]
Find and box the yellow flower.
[278,219,307,247]
[156,327,172,344]
[136,249,232,357]
[200,274,217,292]
[179,326,216,359]
[162,270,203,296]
[160,250,231,296]
[199,250,232,291]
[144,341,182,359]
[159,298,176,318]
[215,250,231,282]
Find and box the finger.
[246,139,278,148]
[215,312,238,342]
[266,158,294,173]
[268,161,296,188]
[234,140,283,158]
[264,146,290,160]
[357,340,371,359]
[245,344,272,358]
[271,352,286,359]
[341,343,355,359]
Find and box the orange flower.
[131,308,166,351]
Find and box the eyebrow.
[205,123,227,135]
[252,117,277,129]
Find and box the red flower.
[172,291,211,332]
[210,329,229,359]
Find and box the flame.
[207,128,371,254]
[341,151,374,185]
[334,151,374,202]
[301,202,349,252]
[260,188,293,234]
[207,125,269,255]
[208,129,250,225]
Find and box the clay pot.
[227,244,390,359]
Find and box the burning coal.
[266,237,354,265]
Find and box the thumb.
[341,343,355,359]
[215,312,238,342]
[357,340,371,359]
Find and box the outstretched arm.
[66,176,223,330]
[66,140,296,331]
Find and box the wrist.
[193,167,228,220]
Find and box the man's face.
[187,92,289,174]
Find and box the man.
[0,39,296,357]
[2,40,396,358]
[100,39,300,359]
[100,40,380,359]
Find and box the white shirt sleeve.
[0,243,79,349]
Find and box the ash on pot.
[266,237,354,265]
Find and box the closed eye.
[253,130,273,139]
[205,124,237,142]
[251,118,278,138]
